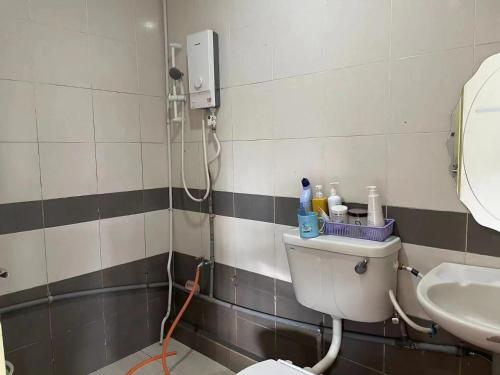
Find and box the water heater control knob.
[194,77,203,90]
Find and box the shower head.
[169,67,184,81]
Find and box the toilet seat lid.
[237,360,312,375]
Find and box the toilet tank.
[283,230,401,323]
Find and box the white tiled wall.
[2,0,500,298]
[145,209,170,257]
[0,80,37,142]
[397,243,466,319]
[0,0,169,295]
[35,84,94,142]
[100,214,146,269]
[166,0,500,283]
[45,221,101,283]
[39,142,98,199]
[0,230,47,295]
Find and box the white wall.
[167,0,500,318]
[0,0,168,295]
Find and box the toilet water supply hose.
[389,265,437,335]
[126,264,202,375]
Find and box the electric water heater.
[186,30,220,109]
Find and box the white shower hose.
[160,93,221,342]
[179,81,221,203]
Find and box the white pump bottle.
[327,182,342,218]
[366,186,385,227]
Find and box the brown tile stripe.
[0,252,492,375]
[387,206,467,252]
[0,188,476,253]
[466,214,500,257]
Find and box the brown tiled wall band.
[0,251,493,374]
[0,188,493,257]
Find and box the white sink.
[416,262,500,353]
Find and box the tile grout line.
[383,2,394,371]
[85,0,109,365]
[27,3,57,368]
[134,0,154,337]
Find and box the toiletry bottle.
[327,182,342,219]
[312,185,328,217]
[366,186,385,227]
[330,205,348,223]
[300,178,312,212]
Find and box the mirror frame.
[455,53,500,231]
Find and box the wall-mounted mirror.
[453,53,500,231]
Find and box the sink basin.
[417,262,500,353]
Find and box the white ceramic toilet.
[238,229,401,374]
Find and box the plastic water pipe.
[0,280,482,362]
[159,0,174,345]
[309,317,342,374]
[388,265,436,335]
[389,289,434,335]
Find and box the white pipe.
[170,44,179,121]
[159,123,174,344]
[388,289,434,334]
[208,131,221,164]
[310,317,342,374]
[400,265,425,279]
[159,0,174,344]
[168,94,186,102]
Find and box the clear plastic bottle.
[312,185,328,216]
[366,186,385,227]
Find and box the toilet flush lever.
[355,259,369,275]
[0,268,8,278]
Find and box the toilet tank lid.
[283,229,401,258]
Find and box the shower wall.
[0,0,170,373]
[0,0,500,375]
[165,0,500,374]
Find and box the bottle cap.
[314,185,324,198]
[348,208,368,218]
[330,205,348,214]
[302,178,310,188]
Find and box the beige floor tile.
[93,338,234,375]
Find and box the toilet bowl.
[237,230,401,374]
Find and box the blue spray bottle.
[300,178,312,212]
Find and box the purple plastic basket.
[323,219,395,242]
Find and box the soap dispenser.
[328,182,342,216]
[312,185,328,217]
[366,186,385,227]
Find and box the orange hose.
[126,265,201,375]
[126,353,176,374]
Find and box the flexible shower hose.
[126,265,201,375]
[179,81,221,203]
